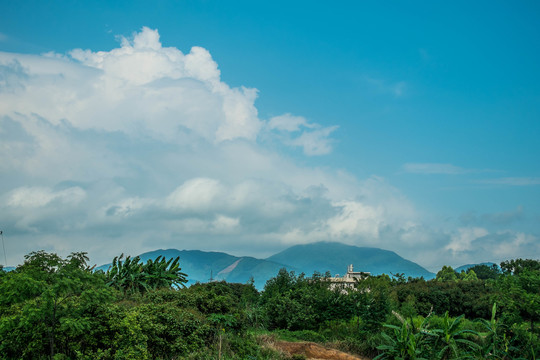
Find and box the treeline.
[0,251,538,359]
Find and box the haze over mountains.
[98,242,436,289]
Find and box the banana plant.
[106,254,144,294]
[141,256,187,290]
[374,311,435,360]
[474,303,517,359]
[431,311,480,359]
[106,254,187,294]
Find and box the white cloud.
[267,113,338,156]
[102,197,149,218]
[166,178,225,212]
[326,201,383,239]
[0,27,261,144]
[290,126,338,156]
[441,229,540,268]
[0,27,537,268]
[445,227,489,254]
[268,113,312,132]
[489,231,537,258]
[212,215,240,232]
[6,186,86,208]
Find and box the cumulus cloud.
[326,201,382,239]
[0,27,260,144]
[0,27,537,269]
[446,229,540,267]
[290,126,339,155]
[267,113,338,155]
[268,114,313,132]
[445,227,489,254]
[166,178,225,213]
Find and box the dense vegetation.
[0,251,538,359]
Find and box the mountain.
[96,241,435,289]
[97,249,294,289]
[266,242,435,279]
[455,262,498,273]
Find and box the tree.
[436,266,457,282]
[353,275,391,331]
[500,258,540,275]
[497,267,540,334]
[468,264,499,280]
[458,269,478,281]
[260,269,357,331]
[0,251,113,359]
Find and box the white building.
[328,264,370,291]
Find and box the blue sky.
[0,1,539,270]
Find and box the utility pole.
[0,230,6,267]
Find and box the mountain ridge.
[97,241,436,288]
[267,242,434,279]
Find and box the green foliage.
[474,303,518,359]
[0,251,114,359]
[352,275,391,331]
[500,259,540,275]
[2,252,539,360]
[106,254,187,294]
[459,269,479,281]
[375,311,435,360]
[377,312,481,360]
[468,264,500,280]
[436,266,458,282]
[138,303,213,357]
[430,312,480,359]
[261,269,356,331]
[394,278,494,319]
[497,265,540,334]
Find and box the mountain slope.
[96,242,435,289]
[98,249,293,289]
[267,242,435,279]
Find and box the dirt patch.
[268,340,370,360]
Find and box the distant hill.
[455,262,498,273]
[96,241,435,289]
[267,242,435,279]
[97,249,294,289]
